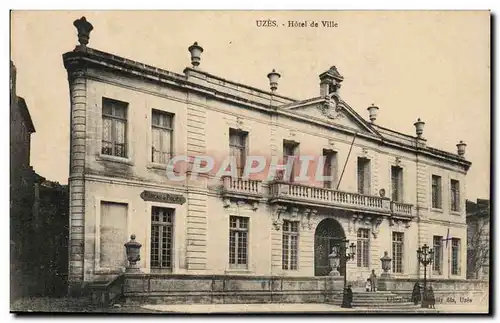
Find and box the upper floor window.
[450,179,460,212]
[391,166,403,202]
[431,175,442,209]
[357,157,371,195]
[229,129,248,177]
[151,110,174,164]
[102,98,128,158]
[323,149,338,189]
[283,140,299,182]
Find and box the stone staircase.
[328,290,437,312]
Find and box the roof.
[62,46,471,171]
[17,96,35,133]
[466,199,490,218]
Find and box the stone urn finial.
[413,118,425,139]
[124,234,142,272]
[188,41,204,68]
[73,16,94,51]
[267,69,281,93]
[456,140,467,157]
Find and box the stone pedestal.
[126,263,141,273]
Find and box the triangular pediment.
[281,97,379,136]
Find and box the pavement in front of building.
[141,303,488,314]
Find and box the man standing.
[370,269,378,292]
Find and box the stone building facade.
[63,18,471,293]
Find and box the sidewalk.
[140,303,445,314]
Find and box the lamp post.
[339,238,356,308]
[417,244,434,308]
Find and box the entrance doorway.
[314,218,346,276]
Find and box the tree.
[467,215,490,279]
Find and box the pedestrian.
[427,285,436,309]
[412,281,421,305]
[365,278,371,292]
[346,284,353,308]
[370,269,378,292]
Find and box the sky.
[10,10,490,200]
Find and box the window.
[229,216,249,268]
[282,220,299,270]
[431,175,442,209]
[283,141,299,182]
[357,229,370,268]
[451,180,460,212]
[391,166,403,202]
[357,157,371,194]
[323,150,338,189]
[151,110,173,164]
[433,236,443,274]
[451,238,461,275]
[102,98,128,158]
[150,207,174,270]
[392,232,404,273]
[229,129,247,177]
[100,201,128,269]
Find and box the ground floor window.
[282,220,299,270]
[433,235,443,274]
[357,228,370,268]
[451,238,461,275]
[392,232,404,273]
[229,216,249,268]
[150,207,174,269]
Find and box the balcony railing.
[269,181,391,214]
[390,201,414,217]
[221,176,262,199]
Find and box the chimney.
[367,103,379,123]
[267,69,281,92]
[188,42,204,69]
[73,16,94,52]
[457,141,467,157]
[319,66,344,97]
[413,118,425,138]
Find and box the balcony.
[268,181,391,215]
[220,176,263,206]
[390,201,414,219]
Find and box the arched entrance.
[314,218,346,276]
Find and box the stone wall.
[123,273,343,305]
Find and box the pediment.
[282,96,379,136]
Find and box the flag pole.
[336,132,357,190]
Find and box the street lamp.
[338,238,356,308]
[417,244,434,308]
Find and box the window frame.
[101,97,128,158]
[229,129,248,177]
[432,235,443,274]
[451,238,461,275]
[283,140,299,182]
[282,220,299,270]
[392,231,404,274]
[150,206,175,271]
[450,179,461,212]
[322,149,338,189]
[151,109,174,165]
[431,175,443,209]
[229,216,249,269]
[391,165,404,202]
[357,157,371,195]
[356,228,370,268]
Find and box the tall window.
[150,207,174,270]
[451,238,461,275]
[357,228,370,268]
[431,175,442,209]
[229,129,247,177]
[323,149,338,189]
[151,110,173,164]
[102,98,128,158]
[392,232,404,273]
[229,216,249,268]
[433,236,443,274]
[283,141,299,182]
[282,220,299,270]
[450,179,460,212]
[391,166,403,202]
[357,157,371,194]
